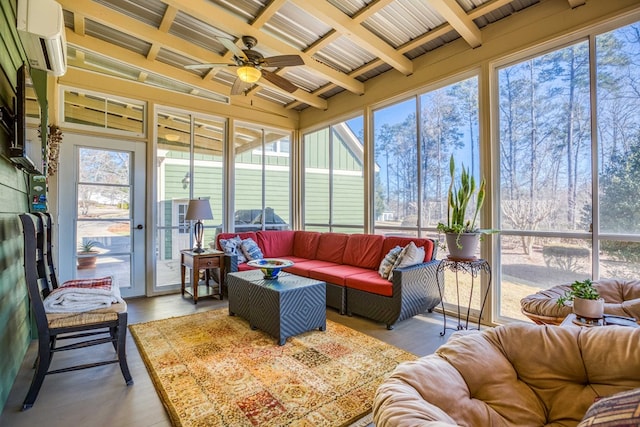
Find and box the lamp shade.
[237,66,262,83]
[185,198,213,221]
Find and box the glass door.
[57,133,146,297]
[154,108,225,292]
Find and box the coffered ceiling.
[57,0,585,111]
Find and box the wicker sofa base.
[346,261,442,329]
[326,282,346,315]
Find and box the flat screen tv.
[10,64,43,175]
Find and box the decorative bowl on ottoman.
[247,258,294,279]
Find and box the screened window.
[234,122,291,233]
[496,20,640,322]
[372,76,479,238]
[303,116,364,233]
[155,109,225,289]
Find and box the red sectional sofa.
[215,230,442,329]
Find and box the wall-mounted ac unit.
[17,0,67,77]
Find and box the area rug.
[129,308,416,427]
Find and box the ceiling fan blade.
[262,55,304,68]
[231,77,252,95]
[261,70,298,93]
[218,37,248,61]
[184,63,233,70]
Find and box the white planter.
[446,233,479,260]
[573,297,604,320]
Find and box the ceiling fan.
[185,35,304,95]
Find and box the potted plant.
[437,155,489,259]
[77,240,99,269]
[556,279,604,319]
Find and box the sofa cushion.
[315,232,349,263]
[240,237,264,260]
[219,236,246,264]
[285,260,338,277]
[382,236,434,262]
[236,262,255,272]
[342,234,385,269]
[277,256,311,264]
[309,264,372,286]
[578,388,640,427]
[379,246,403,279]
[293,231,321,259]
[257,230,295,257]
[216,232,258,251]
[388,242,426,281]
[345,271,394,297]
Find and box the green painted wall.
[0,0,36,411]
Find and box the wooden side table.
[180,249,225,304]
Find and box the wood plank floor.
[0,294,456,426]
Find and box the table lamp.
[185,198,213,253]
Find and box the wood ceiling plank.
[428,0,482,48]
[148,6,177,61]
[159,5,178,32]
[59,0,228,65]
[304,30,339,56]
[73,12,86,36]
[251,0,288,28]
[353,0,395,23]
[567,0,586,8]
[467,0,515,20]
[290,0,413,76]
[147,44,161,61]
[66,31,232,96]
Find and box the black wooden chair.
[19,213,133,410]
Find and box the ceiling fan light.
[237,66,261,83]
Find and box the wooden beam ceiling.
[290,0,413,75]
[60,0,327,108]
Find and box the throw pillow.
[388,241,426,281]
[378,246,403,279]
[578,388,640,427]
[219,236,246,264]
[241,237,264,261]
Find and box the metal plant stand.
[436,258,491,336]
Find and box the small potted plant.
[556,279,604,319]
[437,155,490,259]
[77,240,99,269]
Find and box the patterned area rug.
[129,308,415,427]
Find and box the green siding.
[0,0,34,412]
[304,126,364,228]
[162,200,173,258]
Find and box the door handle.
[136,224,144,230]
